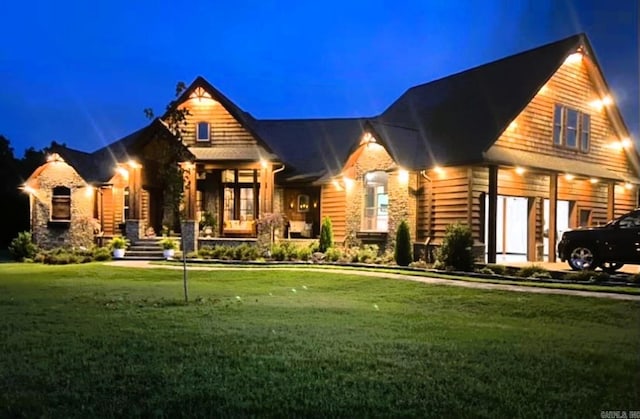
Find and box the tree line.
[0,135,55,248]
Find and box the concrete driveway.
[507,261,640,274]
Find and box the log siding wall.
[179,98,257,147]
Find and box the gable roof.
[167,76,276,156]
[373,33,588,169]
[254,118,367,182]
[46,119,194,184]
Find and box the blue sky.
[1,0,638,156]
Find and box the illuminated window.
[51,186,71,221]
[553,104,590,152]
[123,187,130,221]
[221,169,259,227]
[362,171,388,232]
[197,122,210,142]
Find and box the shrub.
[628,273,640,284]
[516,264,550,278]
[270,243,286,261]
[92,247,112,261]
[325,247,342,262]
[409,260,429,269]
[477,267,495,275]
[159,237,178,250]
[394,220,412,266]
[9,232,38,262]
[297,246,311,261]
[485,264,507,275]
[319,217,333,252]
[436,223,474,272]
[356,245,378,264]
[108,236,128,250]
[563,270,609,283]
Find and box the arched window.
[362,171,388,231]
[51,186,71,221]
[197,122,210,142]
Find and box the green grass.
[159,260,640,295]
[1,263,639,417]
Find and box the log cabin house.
[24,33,640,262]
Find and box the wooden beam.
[548,173,558,263]
[487,165,498,264]
[527,197,537,261]
[607,181,615,220]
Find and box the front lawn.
[1,263,638,417]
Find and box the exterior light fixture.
[127,159,142,169]
[621,138,633,149]
[47,153,64,163]
[343,176,354,190]
[332,179,343,191]
[589,178,599,184]
[398,169,409,183]
[625,182,633,190]
[515,167,526,175]
[564,174,575,181]
[433,166,445,176]
[564,52,582,65]
[601,95,613,106]
[260,159,268,169]
[116,167,129,180]
[23,185,36,195]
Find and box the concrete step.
[121,255,166,261]
[129,245,163,251]
[125,250,165,257]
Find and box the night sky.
[2,0,638,157]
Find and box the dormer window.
[197,122,210,142]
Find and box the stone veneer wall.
[30,160,95,249]
[344,143,416,252]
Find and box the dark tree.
[0,136,27,247]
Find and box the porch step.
[121,236,181,260]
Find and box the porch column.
[548,173,558,262]
[128,165,141,220]
[260,165,274,214]
[607,181,615,220]
[182,163,197,220]
[487,165,498,264]
[527,197,537,261]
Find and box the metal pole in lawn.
[182,235,188,303]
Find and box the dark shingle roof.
[374,33,586,168]
[51,119,193,183]
[254,118,367,182]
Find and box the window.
[221,169,259,223]
[51,186,71,221]
[579,209,591,227]
[123,187,130,221]
[362,171,388,232]
[197,122,210,142]
[552,105,590,152]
